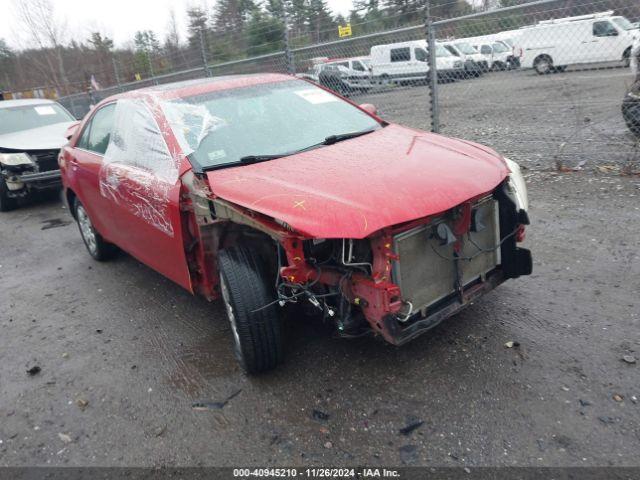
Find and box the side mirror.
[359,103,377,116]
[65,121,81,141]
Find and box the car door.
[67,103,117,238]
[591,20,621,63]
[350,60,370,86]
[101,99,192,292]
[479,44,494,68]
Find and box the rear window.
[0,103,74,136]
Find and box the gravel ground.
[1,67,639,468]
[359,67,640,172]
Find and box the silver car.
[0,98,75,211]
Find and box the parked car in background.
[300,58,373,95]
[631,35,640,77]
[60,74,531,373]
[516,11,638,74]
[460,33,521,68]
[370,40,464,84]
[0,99,76,211]
[622,79,640,138]
[468,40,514,71]
[441,41,485,76]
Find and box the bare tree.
[12,0,70,94]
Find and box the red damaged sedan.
[60,74,531,373]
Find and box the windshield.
[435,45,451,57]
[499,38,514,47]
[0,103,74,136]
[454,42,477,55]
[612,17,635,31]
[163,80,381,170]
[492,42,509,53]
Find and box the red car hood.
[206,124,508,239]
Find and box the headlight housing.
[0,152,35,167]
[504,157,528,212]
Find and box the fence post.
[146,46,158,85]
[199,28,211,77]
[425,1,440,133]
[112,56,122,90]
[282,9,295,74]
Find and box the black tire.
[74,198,117,261]
[623,47,631,68]
[534,55,553,75]
[0,177,18,212]
[218,245,284,374]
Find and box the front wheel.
[218,246,284,374]
[74,199,117,261]
[0,177,18,212]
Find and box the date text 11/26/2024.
[233,468,401,478]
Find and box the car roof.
[0,98,58,109]
[103,73,297,105]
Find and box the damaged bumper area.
[247,180,532,346]
[0,150,63,196]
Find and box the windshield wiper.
[239,154,287,164]
[322,128,377,145]
[235,128,378,166]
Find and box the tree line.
[1,0,637,97]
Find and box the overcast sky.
[0,0,355,49]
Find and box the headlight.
[0,152,34,167]
[504,157,528,212]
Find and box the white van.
[370,40,464,84]
[467,40,513,70]
[462,32,522,67]
[515,11,638,74]
[441,41,487,76]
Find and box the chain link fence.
[58,0,640,173]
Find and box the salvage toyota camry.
[60,74,532,373]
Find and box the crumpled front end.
[0,149,63,198]
[265,179,531,345]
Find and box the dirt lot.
[1,68,639,467]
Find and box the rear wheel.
[218,245,284,374]
[534,55,553,75]
[0,177,18,212]
[74,199,117,261]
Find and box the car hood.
[206,124,508,239]
[0,122,73,151]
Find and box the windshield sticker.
[208,149,226,162]
[34,106,56,116]
[295,89,338,105]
